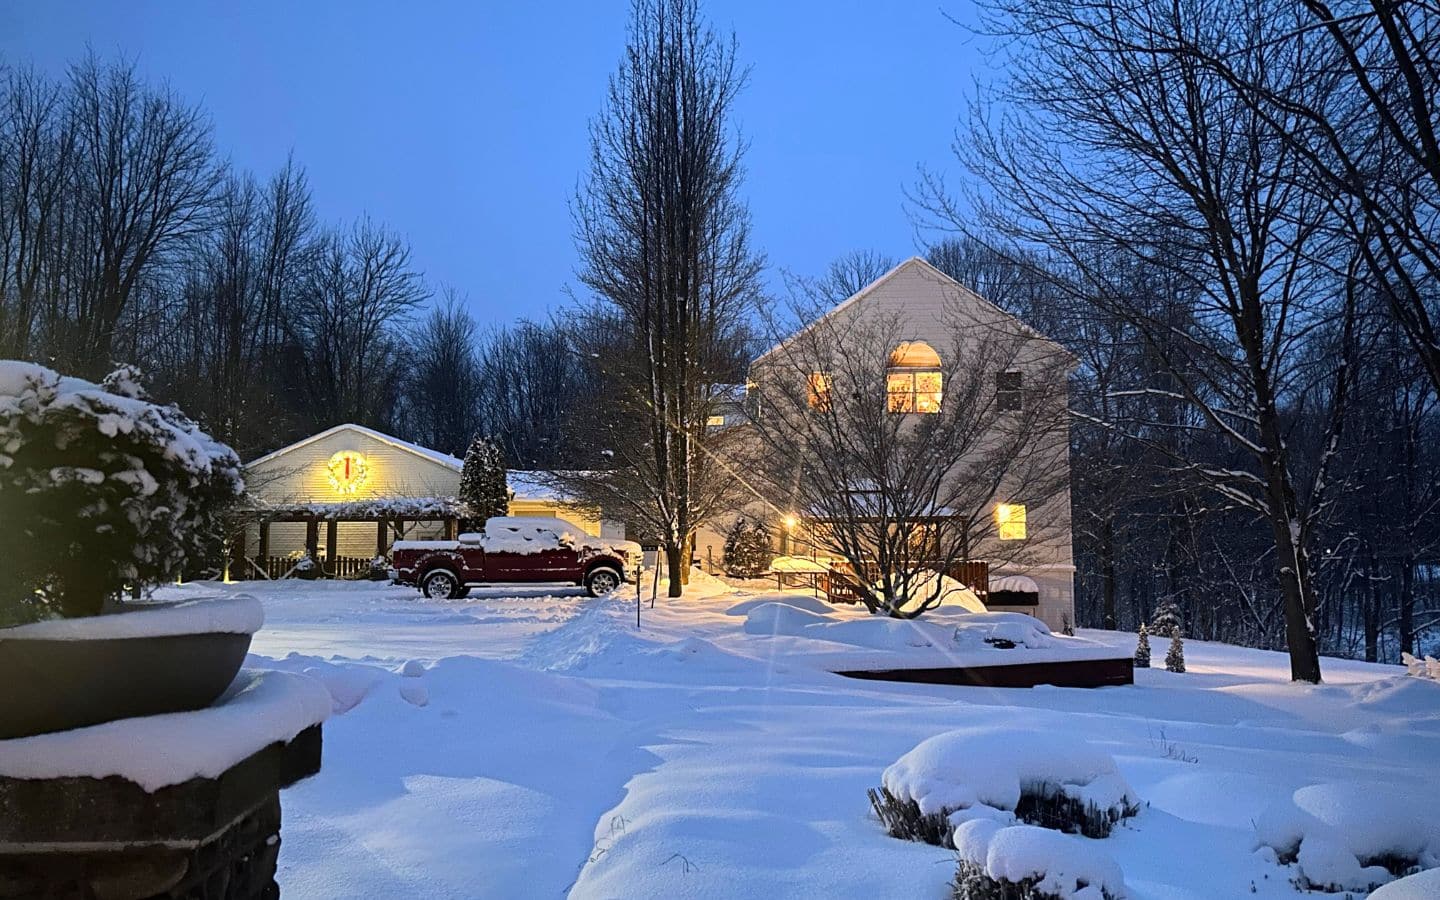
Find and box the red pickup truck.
[391,516,643,599]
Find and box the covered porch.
[228,497,465,580]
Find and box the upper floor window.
[807,372,833,411]
[887,341,943,414]
[995,502,1027,540]
[997,370,1023,412]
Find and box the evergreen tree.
[1151,601,1182,640]
[1165,629,1186,673]
[460,434,509,526]
[723,518,774,578]
[1134,623,1151,668]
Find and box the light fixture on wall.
[326,450,369,495]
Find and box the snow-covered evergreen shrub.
[1150,602,1182,639]
[460,435,508,525]
[1255,783,1440,894]
[723,517,774,578]
[952,820,1126,899]
[1165,631,1185,673]
[875,729,1141,847]
[1133,624,1151,668]
[0,361,243,623]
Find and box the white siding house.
[236,424,622,578]
[707,257,1078,629]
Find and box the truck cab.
[391,516,642,599]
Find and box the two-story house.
[702,257,1077,629]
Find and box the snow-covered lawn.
[153,576,1440,899]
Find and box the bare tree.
[922,0,1362,681]
[565,0,763,596]
[746,284,1073,618]
[399,290,483,457]
[286,217,426,429]
[65,55,220,375]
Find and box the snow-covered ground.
[153,576,1440,899]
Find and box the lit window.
[887,342,943,414]
[995,503,1027,540]
[706,414,726,427]
[997,371,1023,412]
[887,370,943,413]
[807,372,833,411]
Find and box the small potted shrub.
[0,361,253,738]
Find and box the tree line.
[0,54,602,465]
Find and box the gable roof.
[246,423,464,471]
[753,256,1073,366]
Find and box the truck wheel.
[585,567,621,597]
[422,570,460,600]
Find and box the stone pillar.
[0,726,321,899]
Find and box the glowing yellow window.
[995,503,1027,540]
[887,370,942,414]
[706,414,726,427]
[808,372,833,410]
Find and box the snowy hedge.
[872,728,1141,845]
[0,361,243,623]
[1255,783,1440,893]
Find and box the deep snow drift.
[148,577,1440,898]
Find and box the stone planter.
[0,596,263,740]
[0,669,329,899]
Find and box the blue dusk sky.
[0,1,985,325]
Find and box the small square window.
[995,503,1027,540]
[997,371,1023,412]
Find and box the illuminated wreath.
[326,451,369,495]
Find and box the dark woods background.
[2,38,1436,662]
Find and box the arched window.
[887,341,943,414]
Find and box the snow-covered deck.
[146,576,1439,899]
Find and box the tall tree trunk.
[1100,516,1117,630]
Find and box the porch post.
[228,525,246,582]
[326,520,338,574]
[305,518,319,561]
[257,519,269,573]
[445,517,457,540]
[376,520,388,557]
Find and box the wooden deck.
[834,655,1134,689]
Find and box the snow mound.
[883,727,1140,829]
[0,669,328,792]
[725,592,833,616]
[879,570,988,613]
[1255,783,1440,892]
[953,819,1127,899]
[744,603,1057,653]
[1370,867,1440,899]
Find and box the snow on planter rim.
[0,668,329,791]
[0,594,263,641]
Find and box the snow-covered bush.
[951,819,1127,899]
[872,728,1141,846]
[0,361,243,623]
[1133,624,1150,668]
[1255,783,1440,893]
[723,517,774,577]
[1164,631,1185,673]
[1401,652,1440,681]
